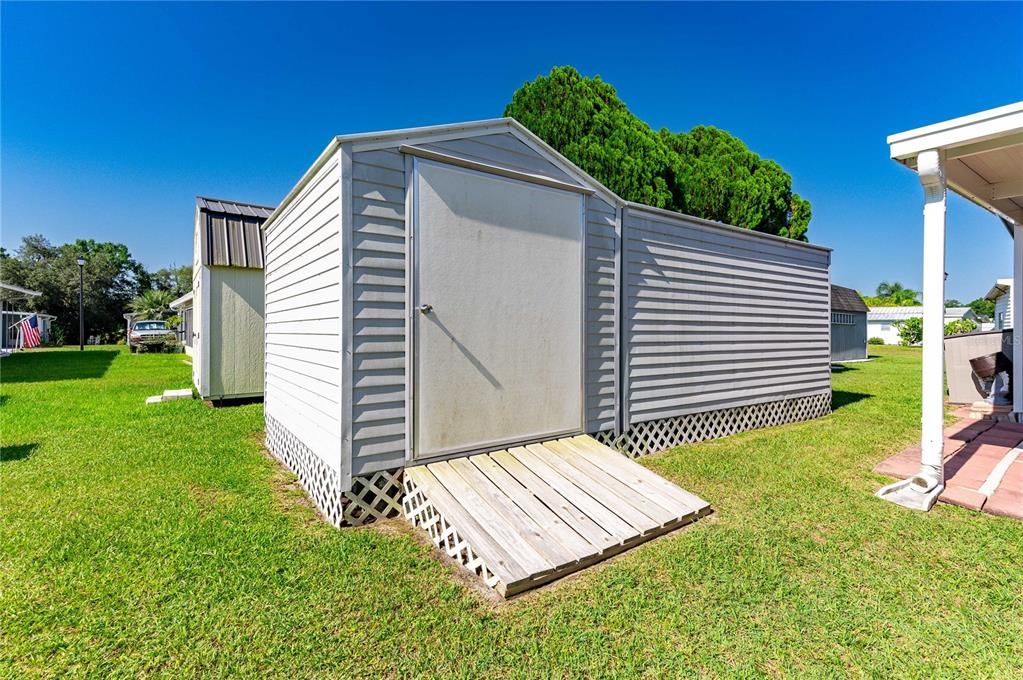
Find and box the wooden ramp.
[403,435,711,597]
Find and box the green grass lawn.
[2,346,1022,677]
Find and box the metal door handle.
[418,303,433,314]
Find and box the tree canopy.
[967,297,995,320]
[150,265,192,299]
[861,281,921,307]
[0,235,150,342]
[504,66,812,241]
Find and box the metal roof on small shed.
[196,196,274,219]
[830,285,869,313]
[196,196,275,269]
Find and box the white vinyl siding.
[994,288,1012,329]
[622,206,832,424]
[263,149,343,474]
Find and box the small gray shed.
[261,118,833,526]
[830,285,869,361]
[190,197,273,401]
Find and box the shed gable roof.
[830,285,868,313]
[196,196,275,269]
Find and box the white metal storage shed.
[262,118,832,527]
[191,196,273,402]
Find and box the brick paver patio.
[874,419,1023,519]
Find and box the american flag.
[18,314,41,349]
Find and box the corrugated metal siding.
[422,134,576,184]
[831,312,867,361]
[349,132,619,475]
[349,147,408,476]
[622,206,831,424]
[585,195,618,433]
[202,212,267,268]
[263,150,344,474]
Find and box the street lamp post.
[76,256,85,351]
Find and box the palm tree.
[130,289,175,320]
[876,281,920,305]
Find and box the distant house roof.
[830,285,868,313]
[943,307,976,321]
[196,196,276,269]
[867,306,923,321]
[868,305,978,322]
[985,278,1012,301]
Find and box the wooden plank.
[510,446,637,541]
[543,440,680,526]
[404,467,527,586]
[427,461,554,576]
[560,440,702,517]
[567,436,711,515]
[526,444,661,535]
[489,450,618,552]
[447,457,582,566]
[471,454,599,560]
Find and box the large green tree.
[504,66,812,241]
[149,264,192,299]
[0,235,149,341]
[967,297,995,320]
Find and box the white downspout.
[877,149,947,510]
[1014,223,1022,420]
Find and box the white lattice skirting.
[402,473,501,590]
[264,415,404,527]
[594,391,832,459]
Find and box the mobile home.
[190,197,273,401]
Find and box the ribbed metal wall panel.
[831,312,867,361]
[348,132,618,475]
[622,206,832,425]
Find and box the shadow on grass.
[1,443,38,462]
[832,390,872,411]
[1,350,118,383]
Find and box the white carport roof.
[888,102,1023,231]
[985,278,1012,301]
[0,282,42,297]
[880,101,1023,512]
[169,291,194,310]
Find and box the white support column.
[917,149,947,488]
[877,149,947,510]
[1014,223,1022,419]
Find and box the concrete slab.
[939,485,988,511]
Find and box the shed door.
[413,159,584,460]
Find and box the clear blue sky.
[3,2,1021,302]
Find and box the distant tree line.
[861,280,995,320]
[505,66,812,241]
[0,234,190,344]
